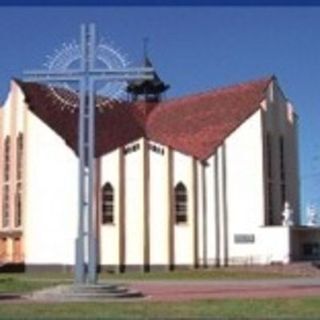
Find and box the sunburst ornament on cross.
[24,23,154,285]
[44,37,129,108]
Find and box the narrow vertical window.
[15,133,23,228]
[279,135,286,207]
[15,183,22,228]
[102,183,114,224]
[2,136,10,228]
[4,136,10,182]
[175,182,187,224]
[266,133,273,225]
[2,185,9,228]
[16,133,23,181]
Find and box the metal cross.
[24,23,154,285]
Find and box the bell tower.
[126,43,169,102]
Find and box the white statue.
[307,204,317,227]
[282,201,294,226]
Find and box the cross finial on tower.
[143,37,149,61]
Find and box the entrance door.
[13,238,22,263]
[0,238,7,263]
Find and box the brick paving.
[132,279,320,301]
[2,279,320,303]
[2,262,320,303]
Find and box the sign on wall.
[234,234,255,244]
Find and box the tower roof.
[126,57,170,96]
[16,76,273,160]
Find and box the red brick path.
[132,280,320,301]
[2,263,320,303]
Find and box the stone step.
[70,285,128,294]
[28,284,144,301]
[34,291,143,300]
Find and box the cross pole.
[24,23,154,285]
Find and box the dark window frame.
[102,182,114,224]
[2,185,10,228]
[15,183,22,228]
[16,133,23,181]
[4,136,10,182]
[175,182,187,224]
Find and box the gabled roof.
[16,76,273,160]
[147,76,272,159]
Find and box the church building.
[0,61,320,272]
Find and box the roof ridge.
[15,75,274,107]
[159,75,274,107]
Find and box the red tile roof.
[16,76,272,160]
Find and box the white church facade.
[0,71,320,272]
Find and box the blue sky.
[0,7,319,221]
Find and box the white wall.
[14,84,25,134]
[173,151,195,265]
[124,138,145,266]
[197,108,279,266]
[226,109,265,233]
[257,226,291,264]
[100,149,121,266]
[225,109,265,266]
[148,142,170,266]
[24,110,78,265]
[228,226,291,265]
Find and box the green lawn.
[98,268,299,281]
[0,267,300,283]
[0,276,68,293]
[0,297,320,319]
[0,268,298,295]
[0,270,314,319]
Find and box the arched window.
[175,182,187,224]
[102,183,114,224]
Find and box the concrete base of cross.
[26,283,144,302]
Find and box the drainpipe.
[201,161,208,268]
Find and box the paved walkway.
[2,278,320,303]
[127,278,320,301]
